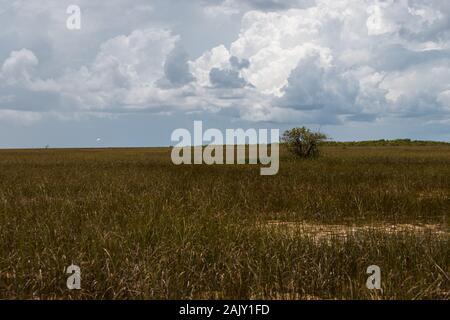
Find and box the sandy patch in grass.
[262,221,449,243]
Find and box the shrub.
[282,127,327,158]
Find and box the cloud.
[203,0,241,17]
[189,45,231,87]
[1,49,38,86]
[229,56,250,70]
[213,0,450,122]
[0,28,180,114]
[0,109,42,125]
[210,68,247,88]
[380,58,450,117]
[366,0,450,38]
[158,46,195,88]
[202,0,316,14]
[0,0,449,127]
[69,27,181,110]
[244,0,315,11]
[209,56,251,89]
[276,52,359,111]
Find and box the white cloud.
[1,0,449,126]
[203,0,240,17]
[3,28,180,112]
[1,49,38,86]
[199,0,450,123]
[190,45,231,87]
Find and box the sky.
[0,0,449,148]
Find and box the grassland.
[0,145,449,299]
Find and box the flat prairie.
[0,146,448,299]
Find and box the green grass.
[0,146,449,299]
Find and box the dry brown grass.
[0,145,449,299]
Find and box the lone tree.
[282,127,327,158]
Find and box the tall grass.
[0,146,448,299]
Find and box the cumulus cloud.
[277,52,359,112]
[229,56,250,70]
[158,46,195,88]
[210,68,247,88]
[1,28,180,114]
[1,0,449,127]
[1,49,38,86]
[209,56,251,89]
[210,0,450,123]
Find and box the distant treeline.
[321,139,450,146]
